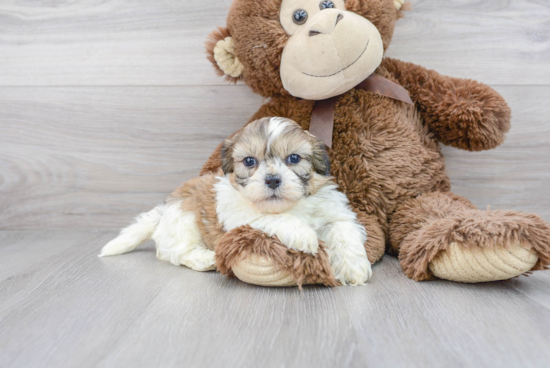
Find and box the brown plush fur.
[201,0,550,283]
[216,225,339,287]
[390,192,550,281]
[382,58,511,151]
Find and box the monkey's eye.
[243,157,257,167]
[293,9,308,25]
[319,1,335,10]
[286,154,301,165]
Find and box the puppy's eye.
[319,1,335,10]
[286,154,301,164]
[243,157,257,167]
[293,9,308,25]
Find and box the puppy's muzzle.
[265,175,282,189]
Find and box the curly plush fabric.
[429,242,538,283]
[213,37,244,78]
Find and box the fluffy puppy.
[100,117,372,285]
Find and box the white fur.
[215,176,372,285]
[267,117,291,149]
[153,200,216,271]
[99,200,215,272]
[99,206,163,257]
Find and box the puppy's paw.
[332,255,372,286]
[179,248,216,272]
[278,226,319,254]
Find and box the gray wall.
[0,0,549,230]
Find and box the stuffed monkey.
[202,0,550,286]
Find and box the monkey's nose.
[265,175,282,189]
[308,12,344,37]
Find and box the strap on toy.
[309,74,413,148]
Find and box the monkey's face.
[206,0,405,98]
[279,0,384,100]
[221,117,331,214]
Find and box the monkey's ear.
[393,0,405,9]
[312,142,331,177]
[394,1,412,19]
[220,138,235,175]
[205,27,244,82]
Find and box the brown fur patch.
[345,0,400,50]
[169,171,225,251]
[355,210,386,264]
[215,225,340,288]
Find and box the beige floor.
[1,1,549,367]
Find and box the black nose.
[265,175,282,189]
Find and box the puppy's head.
[221,117,331,214]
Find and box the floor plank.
[0,231,549,368]
[0,0,549,86]
[0,85,262,229]
[0,85,548,229]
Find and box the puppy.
[100,117,372,285]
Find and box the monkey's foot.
[216,225,339,288]
[232,254,297,287]
[429,242,538,283]
[396,200,550,282]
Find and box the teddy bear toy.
[200,0,550,286]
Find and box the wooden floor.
[1,0,550,367]
[0,230,549,368]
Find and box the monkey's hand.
[383,57,511,151]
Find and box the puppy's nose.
[265,175,282,189]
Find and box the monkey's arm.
[381,57,511,151]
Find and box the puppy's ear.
[220,138,235,175]
[205,27,244,83]
[312,143,331,176]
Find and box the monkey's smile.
[302,40,369,78]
